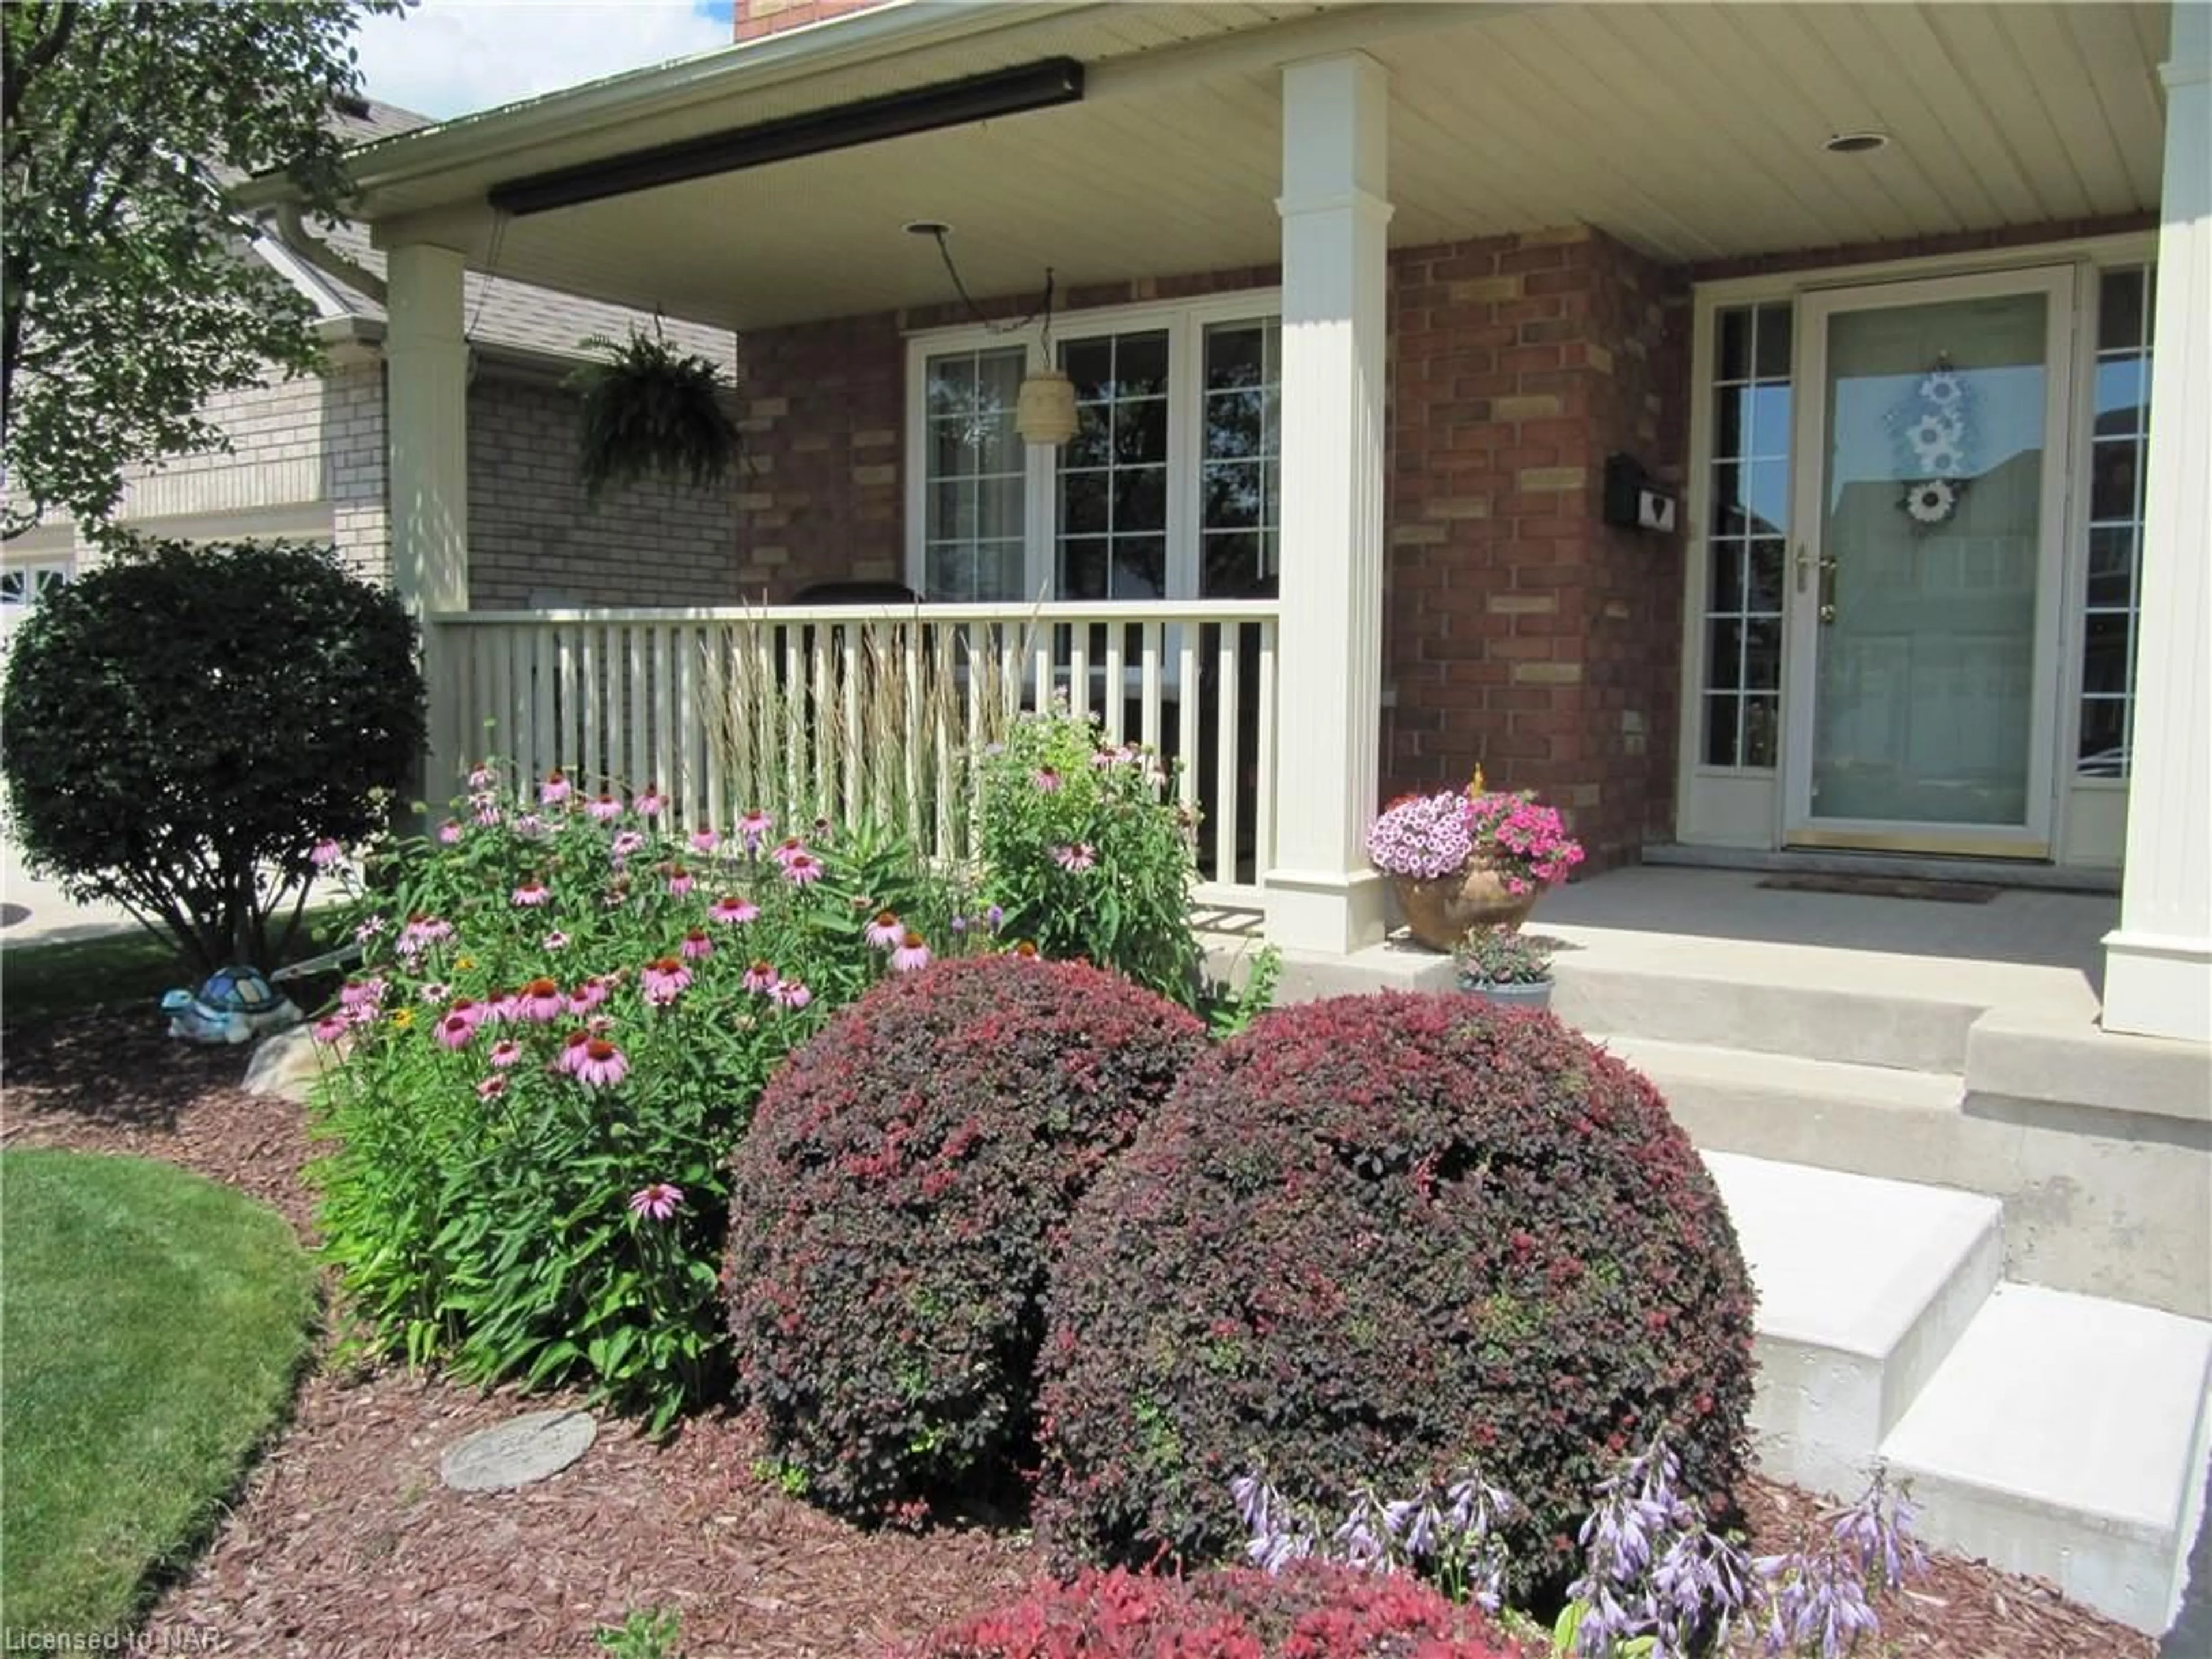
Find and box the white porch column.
[1266,52,1393,956]
[383,241,471,784]
[2103,2,2212,1044]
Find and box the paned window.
[919,346,1027,601]
[1058,331,1170,600]
[1701,303,1791,768]
[1198,320,1281,598]
[2079,266,2154,778]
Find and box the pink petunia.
[310,838,344,869]
[477,1075,509,1101]
[680,927,714,961]
[512,877,552,907]
[690,829,721,855]
[635,785,666,817]
[628,1182,683,1222]
[540,769,572,805]
[640,957,692,1005]
[783,852,824,887]
[574,1038,630,1089]
[771,979,812,1010]
[488,1040,522,1069]
[1052,843,1097,873]
[665,864,695,898]
[517,978,566,1022]
[709,895,759,925]
[891,931,932,974]
[741,959,779,994]
[434,1012,475,1050]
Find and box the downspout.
[268,202,388,307]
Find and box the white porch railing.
[429,601,1279,908]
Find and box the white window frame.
[903,287,1283,603]
[1677,231,2157,855]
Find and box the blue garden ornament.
[161,965,302,1046]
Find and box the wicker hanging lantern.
[1016,364,1078,446]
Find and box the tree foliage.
[0,539,425,972]
[1,0,400,540]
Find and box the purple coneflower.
[488,1040,522,1069]
[437,820,464,845]
[539,769,571,805]
[611,830,646,858]
[690,829,720,855]
[863,910,904,950]
[640,957,692,1005]
[1033,767,1063,793]
[635,785,666,817]
[665,863,695,898]
[587,792,622,822]
[771,979,813,1010]
[312,1015,350,1044]
[574,1039,630,1089]
[475,802,503,827]
[628,1182,683,1222]
[891,931,932,974]
[513,813,549,838]
[339,976,385,1012]
[769,836,806,868]
[512,877,551,907]
[568,977,611,1014]
[1052,843,1097,873]
[400,914,453,950]
[541,929,570,952]
[485,987,520,1022]
[446,997,484,1027]
[477,1075,508,1101]
[434,1012,475,1050]
[310,837,344,869]
[709,895,759,925]
[554,1029,592,1074]
[517,977,566,1022]
[418,981,452,1005]
[784,852,824,887]
[737,809,772,850]
[680,927,714,961]
[741,959,779,994]
[468,763,498,791]
[354,915,388,942]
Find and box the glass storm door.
[1783,269,2073,856]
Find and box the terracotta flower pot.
[1390,862,1539,952]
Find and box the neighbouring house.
[228,0,2211,1636]
[0,97,741,653]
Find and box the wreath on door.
[1893,359,1972,527]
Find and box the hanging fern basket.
[567,328,740,502]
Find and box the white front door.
[1783,268,2075,857]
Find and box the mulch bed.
[0,1009,2157,1658]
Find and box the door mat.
[1758,872,2001,904]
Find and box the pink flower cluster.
[1365,793,1477,880]
[1465,790,1586,895]
[1365,787,1586,893]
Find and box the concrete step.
[1880,1283,2212,1635]
[1703,1152,2003,1501]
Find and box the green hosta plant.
[306,760,985,1433]
[976,706,1202,1007]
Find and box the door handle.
[1818,555,1839,625]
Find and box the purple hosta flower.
[635,784,666,817]
[434,1012,475,1050]
[679,927,714,961]
[1828,1465,1926,1593]
[1330,1490,1393,1573]
[1365,791,1477,881]
[312,1014,351,1045]
[1051,842,1097,873]
[488,1039,522,1069]
[568,976,611,1015]
[783,851,824,887]
[690,828,720,855]
[1761,1551,1880,1659]
[573,1038,630,1089]
[709,894,758,926]
[628,1182,683,1222]
[310,837,344,870]
[984,903,1005,932]
[741,959,779,994]
[354,914,388,943]
[891,931,931,974]
[586,791,623,823]
[1032,766,1063,793]
[400,914,454,952]
[664,863,695,899]
[863,910,904,950]
[771,978,813,1010]
[437,819,464,845]
[611,830,646,859]
[542,929,571,952]
[539,768,572,805]
[737,809,772,852]
[640,956,692,1005]
[517,977,566,1022]
[477,1074,509,1101]
[1231,1474,1317,1576]
[950,914,968,934]
[512,877,552,907]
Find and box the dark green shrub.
[894,1563,1535,1658]
[0,539,423,971]
[724,954,1207,1523]
[1034,991,1756,1604]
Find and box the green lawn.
[0,1150,317,1638]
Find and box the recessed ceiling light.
[903,219,952,237]
[1824,131,1890,156]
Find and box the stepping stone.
[439,1408,596,1491]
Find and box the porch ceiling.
[335,2,2170,332]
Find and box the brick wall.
[729,313,904,596]
[467,373,745,608]
[325,359,389,586]
[1383,227,1685,869]
[733,0,883,43]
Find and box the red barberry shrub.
[1035,992,1756,1604]
[896,1563,1536,1658]
[725,954,1207,1522]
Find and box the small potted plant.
[1366,767,1585,952]
[1453,925,1555,1010]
